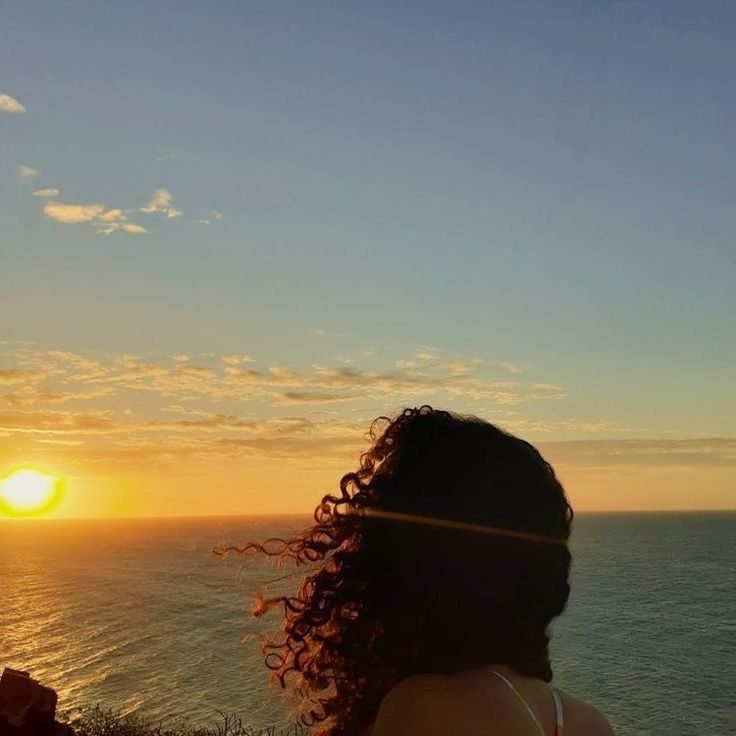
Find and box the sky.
[1,1,734,517]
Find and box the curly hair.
[221,405,574,736]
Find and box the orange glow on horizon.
[0,460,730,521]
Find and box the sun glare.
[0,469,62,517]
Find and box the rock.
[0,668,72,736]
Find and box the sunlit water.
[0,512,733,735]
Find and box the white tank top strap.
[487,668,546,736]
[551,687,564,736]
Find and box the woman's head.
[241,406,573,735]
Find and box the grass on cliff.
[62,706,308,736]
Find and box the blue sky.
[1,2,734,515]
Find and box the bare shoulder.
[372,672,615,736]
[558,689,616,735]
[371,671,522,736]
[371,674,460,736]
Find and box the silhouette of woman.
[230,406,614,735]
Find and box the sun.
[0,469,63,517]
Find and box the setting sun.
[0,469,62,517]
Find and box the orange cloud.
[33,188,60,198]
[44,202,106,223]
[0,93,26,113]
[140,188,182,219]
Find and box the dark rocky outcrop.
[0,668,73,736]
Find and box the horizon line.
[1,508,734,523]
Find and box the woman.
[236,406,614,735]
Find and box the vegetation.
[60,706,308,736]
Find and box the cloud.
[3,345,535,409]
[220,355,554,407]
[0,369,36,385]
[2,345,567,413]
[500,362,523,375]
[142,414,260,432]
[274,391,358,405]
[156,151,180,163]
[42,201,148,235]
[447,358,487,376]
[33,188,60,198]
[215,435,364,460]
[99,222,148,236]
[22,177,188,236]
[46,350,107,375]
[3,385,114,407]
[140,188,182,219]
[504,418,631,435]
[94,209,128,234]
[98,209,126,222]
[0,410,116,433]
[18,165,39,179]
[0,93,26,114]
[44,202,106,224]
[178,364,216,378]
[221,355,255,366]
[4,343,734,481]
[538,438,736,468]
[193,210,223,226]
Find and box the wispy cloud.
[193,210,223,225]
[274,391,357,405]
[18,164,39,179]
[97,222,149,236]
[0,93,26,114]
[33,188,60,198]
[140,188,182,219]
[0,410,116,433]
[3,384,114,408]
[0,369,36,385]
[1,344,564,414]
[221,355,255,366]
[538,438,736,468]
[156,151,181,163]
[500,362,523,375]
[2,343,732,482]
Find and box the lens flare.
[0,469,63,516]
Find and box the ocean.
[0,512,733,735]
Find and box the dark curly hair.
[221,405,573,736]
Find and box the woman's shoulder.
[371,673,482,735]
[372,671,544,735]
[556,688,615,735]
[372,671,615,736]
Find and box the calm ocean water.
[0,512,733,735]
